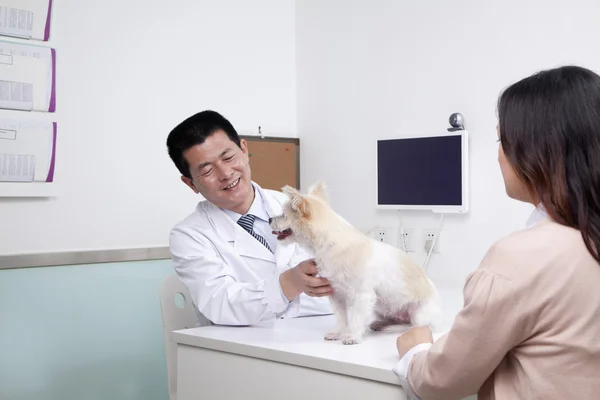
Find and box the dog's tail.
[411,295,443,333]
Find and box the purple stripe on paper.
[46,122,57,182]
[44,0,53,41]
[49,48,56,112]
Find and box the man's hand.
[396,326,434,358]
[280,259,333,301]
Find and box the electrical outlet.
[400,228,416,252]
[372,228,389,244]
[422,229,441,253]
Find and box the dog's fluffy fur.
[270,182,442,345]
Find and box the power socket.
[400,228,416,252]
[371,228,390,244]
[423,229,441,253]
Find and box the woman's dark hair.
[166,110,241,178]
[498,65,600,263]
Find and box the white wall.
[296,0,600,286]
[0,0,297,255]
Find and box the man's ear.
[240,139,249,156]
[181,176,200,194]
[308,181,328,203]
[282,185,311,217]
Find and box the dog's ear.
[308,181,328,203]
[281,185,311,218]
[281,185,299,199]
[294,196,311,218]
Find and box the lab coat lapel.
[206,202,275,263]
[260,186,295,268]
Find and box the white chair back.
[160,274,208,400]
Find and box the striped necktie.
[237,214,273,253]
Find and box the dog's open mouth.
[272,228,293,240]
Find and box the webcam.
[448,113,465,132]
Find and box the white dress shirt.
[526,203,548,228]
[222,182,289,304]
[392,203,549,399]
[221,183,278,253]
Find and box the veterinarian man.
[166,110,333,326]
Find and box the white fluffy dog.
[270,182,442,345]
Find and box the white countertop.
[172,285,464,386]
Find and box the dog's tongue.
[273,228,292,240]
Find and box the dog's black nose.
[268,217,273,224]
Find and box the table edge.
[172,331,402,386]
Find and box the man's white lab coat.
[169,182,332,326]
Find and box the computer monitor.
[376,131,469,213]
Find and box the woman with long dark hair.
[393,65,600,400]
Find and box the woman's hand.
[397,326,434,358]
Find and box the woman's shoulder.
[478,220,589,281]
[499,219,582,251]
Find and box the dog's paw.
[324,332,342,341]
[369,320,392,331]
[342,336,361,345]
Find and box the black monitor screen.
[377,135,463,206]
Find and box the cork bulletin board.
[241,135,300,191]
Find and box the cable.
[400,227,407,252]
[422,213,444,272]
[399,210,407,252]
